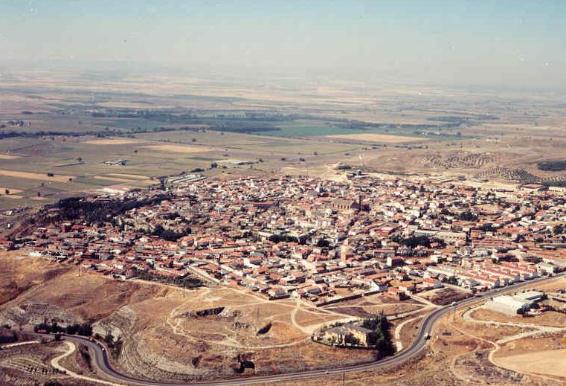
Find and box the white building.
[484,291,544,316]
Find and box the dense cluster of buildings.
[2,174,565,306]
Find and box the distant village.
[2,173,565,307]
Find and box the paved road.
[55,273,564,386]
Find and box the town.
[2,172,564,309]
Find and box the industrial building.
[484,291,545,316]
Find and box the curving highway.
[55,273,564,386]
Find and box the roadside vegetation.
[33,322,93,336]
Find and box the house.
[267,287,289,300]
[386,256,404,267]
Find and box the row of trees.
[130,267,203,288]
[392,235,445,249]
[53,193,171,225]
[34,322,93,336]
[362,314,395,356]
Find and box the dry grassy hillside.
[0,252,375,382]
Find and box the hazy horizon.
[1,0,565,92]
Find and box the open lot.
[497,349,566,378]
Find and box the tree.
[344,333,360,346]
[104,331,114,345]
[152,224,185,241]
[44,380,64,386]
[459,211,478,221]
[361,314,394,355]
[66,324,78,335]
[393,235,437,248]
[76,323,93,336]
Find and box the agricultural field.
[327,133,429,143]
[1,71,565,210]
[0,131,365,209]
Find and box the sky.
[0,0,565,90]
